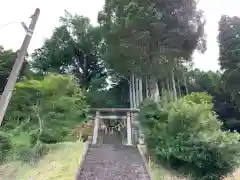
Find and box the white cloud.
[1,0,240,71]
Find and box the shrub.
[183,92,212,104]
[29,141,49,163]
[139,94,240,180]
[0,132,12,163]
[161,90,176,104]
[9,132,32,161]
[1,74,89,163]
[70,120,93,142]
[4,73,89,143]
[39,129,63,144]
[17,141,49,163]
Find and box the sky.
[0,0,240,71]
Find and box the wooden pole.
[92,111,100,144]
[126,112,132,145]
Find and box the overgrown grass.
[139,145,191,180]
[140,145,240,180]
[0,141,85,180]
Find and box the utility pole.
[0,8,40,126]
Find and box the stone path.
[76,131,151,180]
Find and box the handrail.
[87,115,126,120]
[90,108,140,113]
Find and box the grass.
[150,163,192,180]
[139,145,191,180]
[0,141,85,180]
[139,145,240,180]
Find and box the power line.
[0,18,30,30]
[0,20,20,27]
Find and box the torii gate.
[91,74,160,146]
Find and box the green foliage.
[0,130,49,163]
[86,76,130,108]
[5,73,88,126]
[18,141,49,163]
[1,73,88,162]
[0,132,12,163]
[183,92,212,104]
[139,94,240,180]
[31,11,107,90]
[0,46,30,93]
[218,15,240,106]
[99,0,206,77]
[160,90,175,104]
[187,68,222,94]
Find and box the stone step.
[76,132,151,180]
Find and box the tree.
[3,74,88,142]
[218,15,240,105]
[0,46,30,93]
[184,68,240,131]
[105,77,130,108]
[0,73,88,162]
[31,11,106,90]
[187,68,221,94]
[98,0,206,100]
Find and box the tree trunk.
[161,80,165,92]
[139,77,143,104]
[149,76,159,102]
[176,77,182,97]
[166,77,170,92]
[145,77,149,99]
[132,74,136,108]
[129,75,133,108]
[136,77,140,107]
[171,69,177,100]
[160,80,165,96]
[157,80,163,96]
[183,71,189,94]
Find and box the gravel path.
[76,131,151,180]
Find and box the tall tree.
[98,0,206,78]
[98,0,206,101]
[0,46,30,93]
[187,68,222,94]
[218,15,240,105]
[185,68,240,131]
[31,11,106,90]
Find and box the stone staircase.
[76,130,151,180]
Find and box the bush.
[70,121,93,142]
[139,93,240,180]
[183,92,212,104]
[3,73,89,144]
[17,141,49,163]
[39,130,63,144]
[0,74,89,163]
[29,141,49,163]
[9,132,32,161]
[161,90,176,104]
[0,132,12,163]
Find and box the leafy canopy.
[0,46,30,93]
[4,73,88,143]
[98,0,206,76]
[218,15,240,105]
[31,11,106,90]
